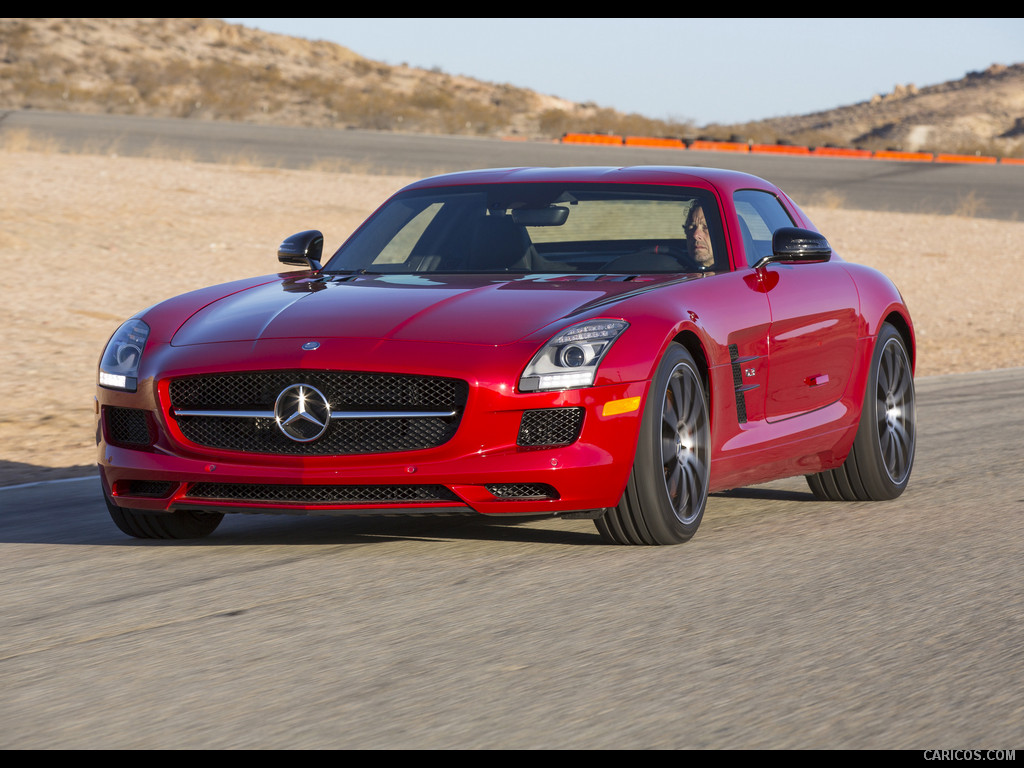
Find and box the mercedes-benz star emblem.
[274,384,331,442]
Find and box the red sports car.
[96,166,916,544]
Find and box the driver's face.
[686,206,714,267]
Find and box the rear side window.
[733,190,795,267]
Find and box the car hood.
[170,273,687,347]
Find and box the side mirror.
[278,230,324,271]
[753,227,831,269]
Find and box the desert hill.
[743,63,1024,156]
[1,17,1022,156]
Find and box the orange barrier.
[688,140,749,153]
[750,143,810,155]
[873,150,934,162]
[556,134,1023,165]
[811,146,873,158]
[935,153,998,164]
[561,132,623,145]
[623,136,686,149]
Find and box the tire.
[105,491,223,539]
[595,343,710,545]
[806,323,916,501]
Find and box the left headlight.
[98,318,150,391]
[519,320,629,392]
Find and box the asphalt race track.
[1,113,1022,749]
[3,109,1024,220]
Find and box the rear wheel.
[105,491,223,539]
[806,323,915,501]
[595,343,710,545]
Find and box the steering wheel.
[642,244,708,272]
[603,244,707,273]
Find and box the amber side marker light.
[602,397,641,417]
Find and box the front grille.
[105,406,152,447]
[174,414,457,455]
[187,482,460,505]
[486,483,558,500]
[517,408,584,447]
[168,371,467,455]
[118,480,175,498]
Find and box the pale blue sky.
[223,18,1024,126]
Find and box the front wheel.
[595,343,710,545]
[806,322,916,501]
[105,492,223,539]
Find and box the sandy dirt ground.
[1,149,1021,487]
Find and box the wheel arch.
[669,328,717,437]
[671,329,710,391]
[882,309,916,375]
[841,262,916,375]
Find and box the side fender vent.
[728,345,760,425]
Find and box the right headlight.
[519,320,629,392]
[98,318,150,392]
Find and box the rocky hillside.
[2,17,1022,156]
[738,63,1024,156]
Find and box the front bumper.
[97,377,649,518]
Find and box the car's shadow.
[128,487,819,547]
[118,512,606,548]
[711,486,817,502]
[1,470,814,548]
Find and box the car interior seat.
[465,214,535,271]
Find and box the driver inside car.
[684,202,716,270]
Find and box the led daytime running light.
[520,319,628,392]
[98,318,150,392]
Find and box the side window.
[733,189,795,267]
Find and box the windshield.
[323,183,726,275]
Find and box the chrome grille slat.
[172,408,457,419]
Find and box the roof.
[400,165,777,193]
